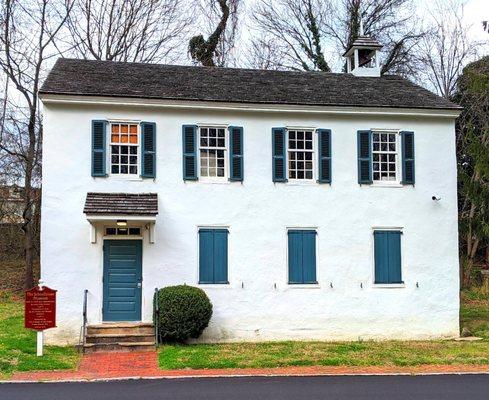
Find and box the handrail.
[153,287,159,348]
[80,289,88,352]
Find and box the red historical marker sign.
[25,286,57,331]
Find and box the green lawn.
[159,289,489,370]
[0,293,79,379]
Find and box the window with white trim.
[372,131,398,182]
[199,126,227,178]
[105,227,142,236]
[287,129,314,180]
[110,122,139,175]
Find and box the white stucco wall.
[40,100,460,344]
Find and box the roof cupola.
[344,33,383,77]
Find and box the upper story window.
[199,126,227,179]
[287,129,314,181]
[372,131,398,183]
[110,122,139,175]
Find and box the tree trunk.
[22,112,37,290]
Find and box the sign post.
[25,280,57,357]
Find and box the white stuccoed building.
[39,37,462,349]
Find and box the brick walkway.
[9,351,489,382]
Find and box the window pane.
[121,124,128,134]
[129,227,141,235]
[129,125,138,134]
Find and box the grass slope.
[159,289,489,370]
[0,293,79,379]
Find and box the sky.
[458,0,489,41]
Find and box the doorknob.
[137,282,142,289]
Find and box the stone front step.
[83,342,156,354]
[86,322,154,336]
[84,322,155,353]
[85,333,155,344]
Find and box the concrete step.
[87,323,154,336]
[83,341,155,354]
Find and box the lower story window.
[288,229,317,284]
[374,230,402,284]
[199,228,228,284]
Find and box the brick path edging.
[6,351,489,383]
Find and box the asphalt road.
[1,374,488,400]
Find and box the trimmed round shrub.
[156,285,212,342]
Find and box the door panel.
[103,240,142,321]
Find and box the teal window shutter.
[141,122,156,178]
[374,231,402,284]
[91,120,107,177]
[199,228,228,284]
[357,130,372,184]
[401,131,415,184]
[288,230,317,284]
[229,126,244,181]
[318,129,332,183]
[182,125,198,180]
[272,127,287,182]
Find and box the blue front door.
[103,240,142,321]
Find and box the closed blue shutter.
[199,229,228,284]
[229,126,244,181]
[288,231,303,284]
[318,129,332,183]
[302,231,317,283]
[357,130,372,184]
[213,230,228,283]
[199,230,214,283]
[91,120,107,177]
[272,127,286,182]
[141,122,156,178]
[288,230,317,284]
[182,125,198,180]
[401,131,415,184]
[374,231,402,284]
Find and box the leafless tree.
[66,0,192,63]
[250,0,332,71]
[325,0,425,75]
[189,0,241,67]
[250,0,424,75]
[416,0,483,99]
[0,0,72,289]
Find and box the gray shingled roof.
[40,58,460,110]
[83,193,158,215]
